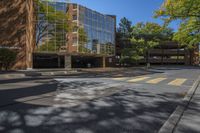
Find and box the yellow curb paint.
[146,78,167,84]
[127,77,150,83]
[168,78,187,86]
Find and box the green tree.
[120,47,141,65]
[155,0,200,47]
[116,17,133,49]
[121,22,174,65]
[78,28,89,53]
[35,0,71,51]
[0,48,17,70]
[132,22,173,41]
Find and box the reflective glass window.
[73,15,77,20]
[73,4,77,9]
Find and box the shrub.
[0,48,17,70]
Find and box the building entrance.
[33,53,64,68]
[71,56,102,68]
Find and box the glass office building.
[35,0,67,52]
[70,4,116,55]
[35,1,116,56]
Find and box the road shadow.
[173,92,200,133]
[0,83,185,133]
[0,80,58,107]
[0,77,53,85]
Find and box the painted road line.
[168,78,187,86]
[127,77,150,83]
[146,78,167,84]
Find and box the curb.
[0,73,26,79]
[158,75,200,133]
[40,70,80,76]
[26,70,80,76]
[0,70,80,79]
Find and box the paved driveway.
[0,66,199,133]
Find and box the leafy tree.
[120,47,141,65]
[37,37,59,52]
[121,22,174,65]
[0,48,17,70]
[35,0,71,51]
[173,18,200,48]
[132,22,173,41]
[78,28,89,53]
[116,17,133,49]
[155,0,200,47]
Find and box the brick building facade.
[0,0,35,69]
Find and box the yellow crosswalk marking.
[168,78,187,86]
[112,77,127,81]
[127,77,150,83]
[146,78,167,84]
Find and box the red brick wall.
[66,4,78,53]
[0,0,27,69]
[0,0,36,69]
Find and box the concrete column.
[177,47,179,65]
[65,55,72,69]
[161,49,164,65]
[184,49,190,65]
[58,56,61,68]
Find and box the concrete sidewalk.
[0,67,154,79]
[0,69,79,79]
[174,83,200,133]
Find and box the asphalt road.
[0,66,199,133]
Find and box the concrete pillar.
[161,49,164,65]
[65,55,72,69]
[184,49,190,65]
[58,56,61,68]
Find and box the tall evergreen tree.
[116,17,133,49]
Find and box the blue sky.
[70,0,180,30]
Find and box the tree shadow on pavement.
[0,77,53,85]
[173,93,200,133]
[0,81,185,133]
[0,80,58,107]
